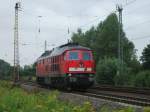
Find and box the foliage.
[0,59,12,79]
[144,107,150,112]
[134,71,150,88]
[141,44,150,70]
[71,13,136,66]
[96,57,118,85]
[71,13,143,87]
[73,102,95,112]
[112,107,135,112]
[0,58,36,79]
[0,81,95,112]
[96,57,132,86]
[0,81,148,112]
[20,64,36,77]
[127,57,141,74]
[98,106,136,112]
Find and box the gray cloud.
[0,0,150,66]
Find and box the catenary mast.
[14,2,21,83]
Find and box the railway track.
[80,88,150,106]
[92,85,150,95]
[2,79,150,107]
[81,85,150,106]
[22,82,150,106]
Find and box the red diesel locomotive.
[36,43,95,89]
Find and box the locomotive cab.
[64,49,95,88]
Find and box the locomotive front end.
[64,49,95,88]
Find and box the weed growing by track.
[0,81,95,112]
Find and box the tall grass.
[0,81,95,112]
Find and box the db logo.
[79,61,84,67]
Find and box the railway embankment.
[20,82,150,112]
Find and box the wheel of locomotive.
[36,77,40,84]
[36,77,45,85]
[63,77,72,91]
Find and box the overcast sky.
[0,0,150,66]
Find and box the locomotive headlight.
[68,74,72,77]
[87,68,92,71]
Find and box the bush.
[96,57,133,86]
[96,57,118,85]
[98,106,135,112]
[0,81,95,112]
[113,107,135,112]
[134,71,150,88]
[144,107,150,112]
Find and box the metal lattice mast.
[116,5,123,76]
[14,2,21,82]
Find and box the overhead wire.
[131,35,150,40]
[124,2,150,16]
[125,19,150,30]
[78,0,137,29]
[20,0,150,55]
[79,10,117,29]
[123,0,137,8]
[122,0,150,42]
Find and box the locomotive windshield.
[83,52,91,60]
[69,52,79,60]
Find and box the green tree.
[72,28,85,46]
[20,64,36,77]
[96,57,118,85]
[134,71,150,88]
[141,44,150,70]
[0,59,12,79]
[72,13,140,86]
[96,57,131,86]
[71,13,136,66]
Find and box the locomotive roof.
[38,43,91,60]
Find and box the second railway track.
[76,88,150,106]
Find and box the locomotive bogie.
[36,73,94,89]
